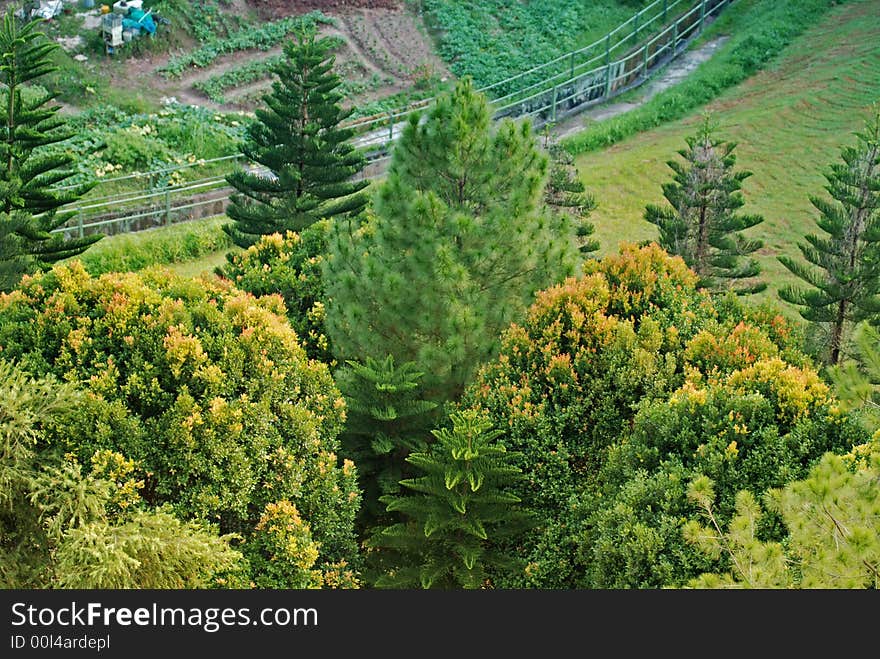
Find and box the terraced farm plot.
[150,3,449,112]
[574,0,880,312]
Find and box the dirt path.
[552,36,731,140]
[223,78,274,104]
[324,22,405,84]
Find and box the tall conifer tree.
[0,11,99,292]
[542,130,599,256]
[778,109,880,365]
[324,77,579,401]
[645,117,764,294]
[224,25,368,249]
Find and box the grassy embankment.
[572,0,880,311]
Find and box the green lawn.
[166,249,237,279]
[575,0,880,312]
[70,216,233,276]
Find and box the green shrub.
[686,443,880,589]
[0,263,361,585]
[587,358,865,586]
[0,360,243,589]
[460,243,841,587]
[218,223,331,363]
[102,129,175,171]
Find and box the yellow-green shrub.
[461,243,856,588]
[0,263,361,585]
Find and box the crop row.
[192,36,345,104]
[158,10,335,79]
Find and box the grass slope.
[71,217,233,276]
[575,0,880,312]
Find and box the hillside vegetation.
[574,0,880,310]
[3,0,879,594]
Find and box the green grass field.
[575,0,880,311]
[166,249,237,279]
[69,216,233,276]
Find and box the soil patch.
[248,0,401,21]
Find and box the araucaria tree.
[224,25,369,249]
[778,109,880,365]
[645,117,764,294]
[0,11,99,292]
[324,77,579,400]
[372,410,529,589]
[335,355,438,528]
[542,131,598,256]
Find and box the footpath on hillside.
[550,35,730,141]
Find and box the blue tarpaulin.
[126,8,156,34]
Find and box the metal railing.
[52,0,734,239]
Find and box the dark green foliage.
[778,109,880,365]
[542,131,599,256]
[372,410,529,589]
[335,355,439,528]
[644,117,765,294]
[0,10,100,291]
[461,244,845,587]
[224,26,368,248]
[461,245,708,586]
[219,222,332,363]
[422,1,637,93]
[324,77,579,401]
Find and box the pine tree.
[645,117,765,294]
[827,323,880,432]
[0,11,99,292]
[224,25,369,249]
[542,130,599,256]
[372,410,530,589]
[324,77,579,401]
[686,450,880,589]
[335,355,439,526]
[778,109,880,365]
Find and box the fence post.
[632,10,640,44]
[551,85,558,123]
[77,208,84,239]
[388,111,394,144]
[165,188,171,226]
[604,34,612,97]
[672,18,679,53]
[700,0,706,31]
[569,51,574,80]
[663,0,668,22]
[643,42,649,78]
